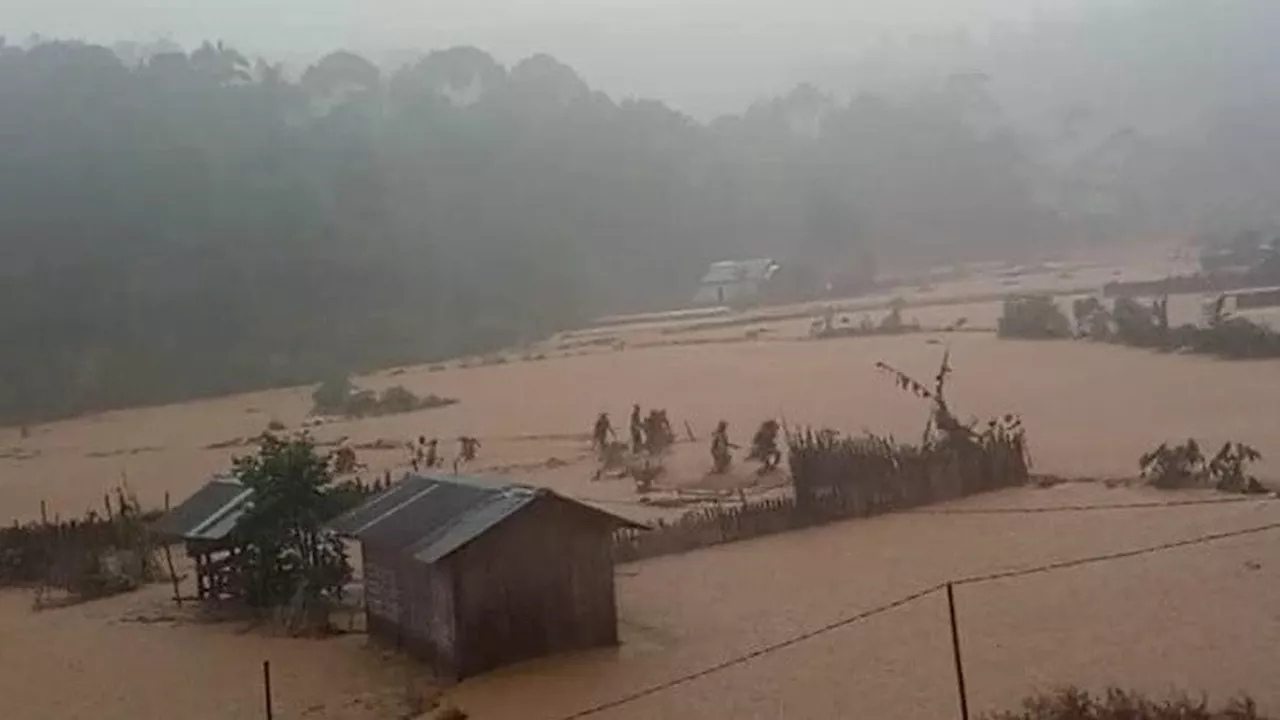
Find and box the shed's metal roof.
[326,474,453,537]
[150,475,250,541]
[330,472,644,564]
[328,473,501,551]
[185,488,254,542]
[407,488,539,565]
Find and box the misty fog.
[2,0,1279,422]
[10,0,1130,115]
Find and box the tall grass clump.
[984,687,1268,720]
[788,351,1030,510]
[2,486,163,604]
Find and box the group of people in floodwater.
[593,404,676,458]
[328,434,483,479]
[713,418,782,475]
[336,409,782,485]
[593,406,783,477]
[409,434,481,473]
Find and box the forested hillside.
[0,39,1056,422]
[833,0,1280,241]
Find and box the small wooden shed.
[150,474,254,602]
[330,473,643,682]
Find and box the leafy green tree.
[231,434,352,609]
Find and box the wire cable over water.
[905,495,1264,516]
[553,519,1280,719]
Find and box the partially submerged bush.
[1140,439,1265,493]
[984,687,1267,720]
[1208,442,1266,494]
[1186,315,1280,358]
[1051,292,1280,360]
[343,389,379,417]
[377,385,424,415]
[998,295,1072,339]
[1114,295,1170,346]
[879,298,908,332]
[1140,439,1206,489]
[1072,297,1112,340]
[310,376,458,418]
[312,375,356,414]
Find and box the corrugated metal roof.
[150,475,247,541]
[330,473,644,564]
[329,473,501,551]
[407,488,538,565]
[326,474,445,536]
[185,487,254,542]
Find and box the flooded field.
[2,482,1277,720]
[455,484,1280,720]
[4,327,1279,524]
[4,264,1280,719]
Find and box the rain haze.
[5,2,1280,719]
[11,0,1132,115]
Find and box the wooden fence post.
[262,660,274,720]
[946,583,971,720]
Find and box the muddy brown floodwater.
[3,283,1280,718]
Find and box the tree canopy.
[231,433,351,609]
[0,39,1058,423]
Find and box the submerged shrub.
[310,377,457,418]
[984,687,1267,720]
[1140,439,1266,494]
[1072,297,1111,340]
[998,295,1072,339]
[1140,439,1207,489]
[1207,442,1266,494]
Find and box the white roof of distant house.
[699,258,779,285]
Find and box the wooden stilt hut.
[150,475,255,602]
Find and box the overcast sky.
[6,0,1136,116]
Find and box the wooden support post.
[163,543,182,607]
[946,582,971,720]
[194,552,206,600]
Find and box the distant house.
[330,473,644,682]
[150,474,254,601]
[692,258,781,307]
